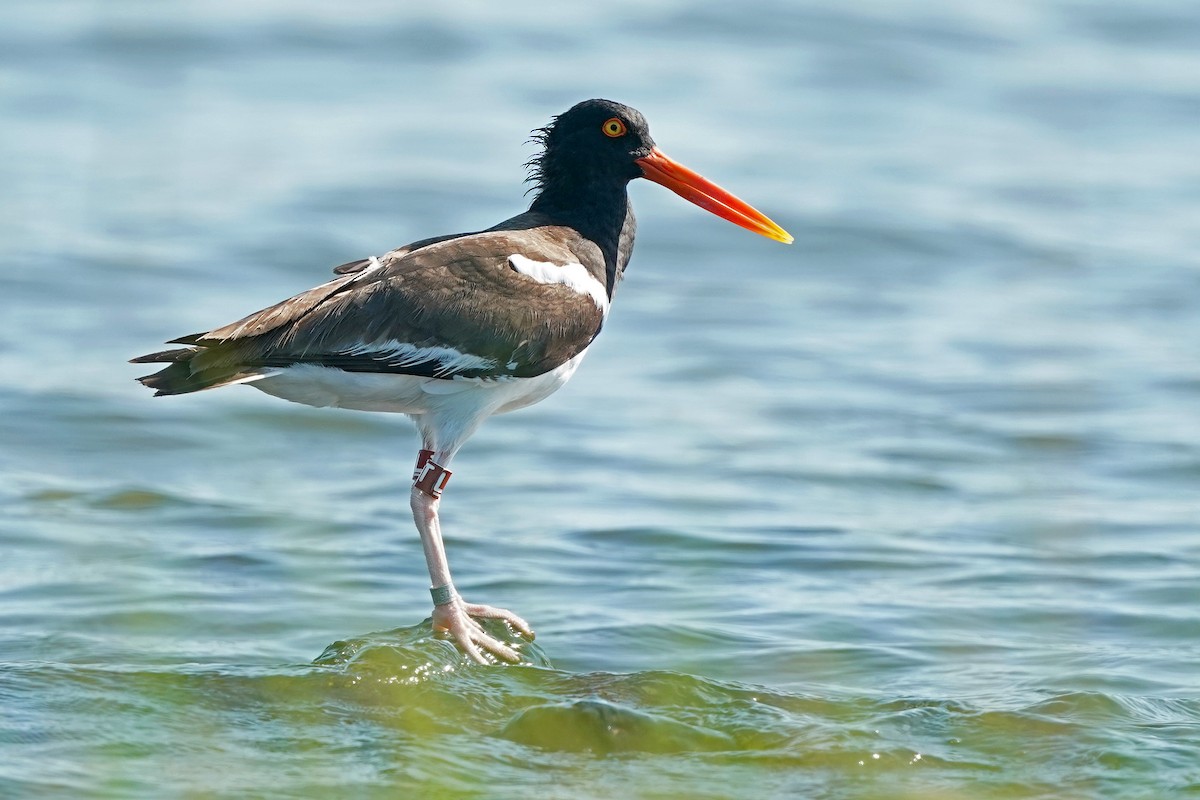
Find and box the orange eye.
[601,117,627,138]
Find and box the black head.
[529,99,794,244]
[527,99,657,193]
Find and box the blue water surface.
[1,1,1198,797]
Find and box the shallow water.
[2,1,1199,797]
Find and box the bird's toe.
[461,602,535,640]
[433,599,526,664]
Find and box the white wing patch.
[339,341,497,377]
[507,254,610,317]
[350,253,395,281]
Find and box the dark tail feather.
[131,347,260,396]
[130,347,197,364]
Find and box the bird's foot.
[431,598,534,664]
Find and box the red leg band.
[414,456,451,498]
[413,449,435,483]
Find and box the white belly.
[250,349,588,417]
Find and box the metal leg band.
[430,584,456,606]
[414,456,452,498]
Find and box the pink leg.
[409,448,533,664]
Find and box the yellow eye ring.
[601,117,627,138]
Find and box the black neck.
[529,179,635,295]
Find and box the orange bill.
[636,147,793,244]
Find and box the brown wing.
[331,230,483,275]
[143,228,608,393]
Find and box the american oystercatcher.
[132,99,792,663]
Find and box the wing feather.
[173,226,608,383]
